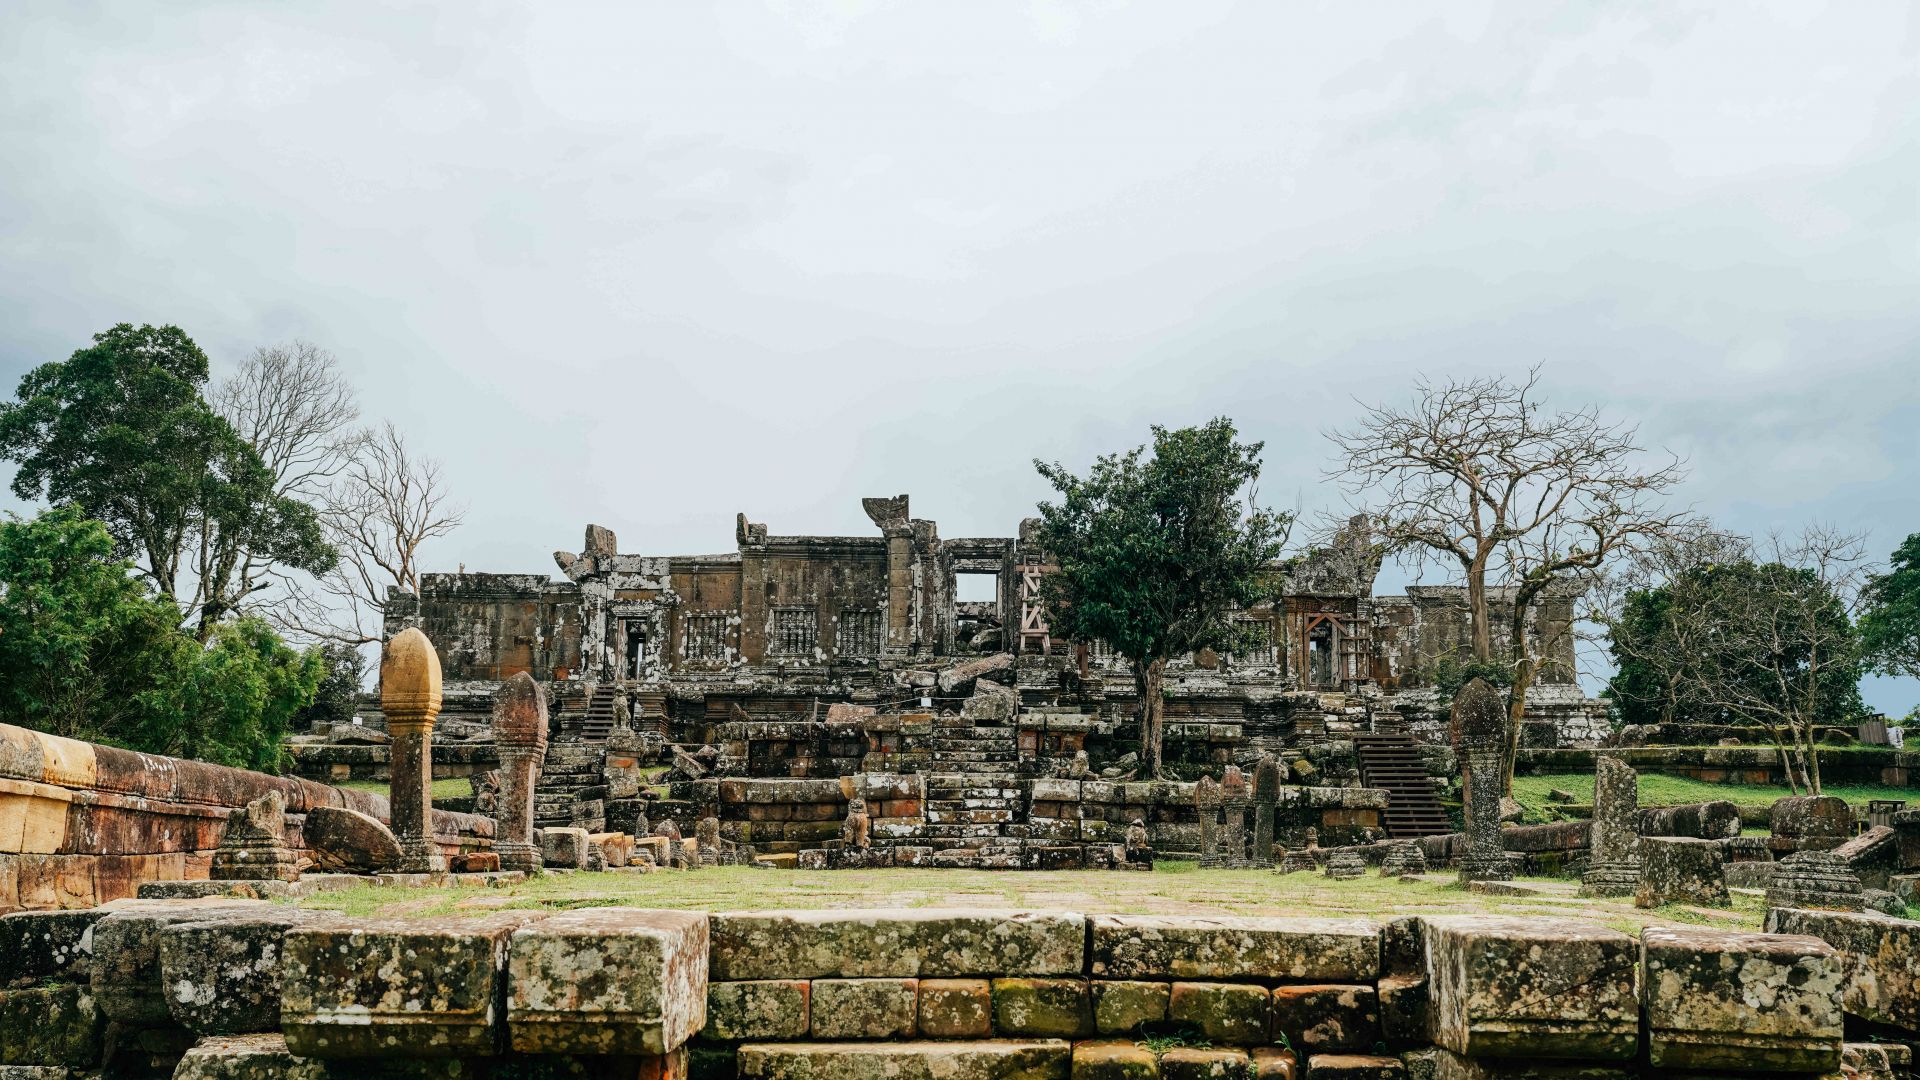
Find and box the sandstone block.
[281,912,542,1057]
[303,806,402,874]
[0,985,101,1067]
[1420,916,1637,1060]
[89,899,268,1025]
[1167,982,1268,1045]
[991,978,1091,1038]
[1303,1056,1403,1080]
[159,909,315,1035]
[710,911,1084,979]
[917,979,992,1039]
[173,1033,324,1080]
[1408,1049,1632,1079]
[1634,837,1728,908]
[537,827,590,869]
[1640,925,1841,1073]
[1089,915,1379,982]
[1765,907,1920,1032]
[1270,984,1378,1053]
[1248,1047,1296,1080]
[507,907,708,1056]
[810,978,918,1039]
[1157,1047,1247,1080]
[707,981,811,1041]
[1071,1038,1158,1080]
[1092,981,1169,1034]
[737,1039,1070,1080]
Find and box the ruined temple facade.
[383,495,1600,754]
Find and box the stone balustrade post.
[492,671,549,872]
[381,626,447,874]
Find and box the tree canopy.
[1860,532,1920,680]
[1033,418,1290,776]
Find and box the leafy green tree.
[0,507,183,740]
[1033,419,1291,777]
[297,642,367,730]
[1860,532,1920,680]
[133,617,324,772]
[0,324,334,637]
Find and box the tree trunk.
[1139,657,1167,779]
[1800,722,1824,796]
[1466,553,1492,661]
[1501,588,1539,797]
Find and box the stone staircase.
[536,740,607,832]
[1352,731,1452,838]
[925,709,1019,774]
[576,683,619,744]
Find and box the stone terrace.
[4,901,1916,1079]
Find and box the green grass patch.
[336,777,473,802]
[1512,772,1909,819]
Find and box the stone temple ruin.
[346,496,1600,868]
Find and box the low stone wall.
[5,901,1914,1079]
[0,723,491,911]
[1518,745,1920,789]
[283,738,500,782]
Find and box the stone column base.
[496,841,543,873]
[1458,856,1514,883]
[395,840,448,874]
[1580,863,1641,897]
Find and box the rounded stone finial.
[493,671,549,749]
[1194,774,1222,807]
[1452,676,1506,749]
[380,627,443,720]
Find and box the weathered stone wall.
[5,902,1913,1079]
[0,723,490,912]
[1519,745,1920,789]
[388,573,583,683]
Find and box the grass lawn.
[293,862,1787,935]
[1512,772,1910,819]
[336,777,473,802]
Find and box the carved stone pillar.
[1579,755,1642,897]
[1195,775,1221,868]
[1454,678,1512,883]
[1252,753,1282,869]
[381,626,446,874]
[491,671,549,873]
[1220,766,1249,869]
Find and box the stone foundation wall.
[5,902,1915,1079]
[0,723,491,912]
[1518,745,1920,789]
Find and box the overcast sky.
[1,3,1916,709]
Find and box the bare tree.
[1327,369,1689,790]
[303,422,464,644]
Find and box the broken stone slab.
[1765,906,1920,1033]
[173,1033,324,1080]
[737,1040,1070,1080]
[281,911,546,1058]
[88,899,271,1025]
[1634,836,1728,908]
[303,805,402,874]
[1639,925,1842,1073]
[810,978,919,1039]
[159,908,320,1035]
[936,653,1014,694]
[1419,916,1638,1061]
[709,910,1084,980]
[0,907,114,985]
[506,907,708,1056]
[1088,915,1380,982]
[707,980,811,1041]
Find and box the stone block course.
[1089,915,1380,982]
[1166,981,1269,1045]
[1639,925,1842,1072]
[506,907,708,1056]
[172,1033,322,1080]
[737,1039,1071,1080]
[1419,916,1638,1061]
[1765,906,1920,1033]
[708,981,811,1041]
[810,978,919,1039]
[0,984,101,1067]
[710,911,1084,980]
[1157,1046,1248,1080]
[1070,1038,1157,1080]
[1303,1056,1402,1080]
[88,898,269,1025]
[158,908,316,1035]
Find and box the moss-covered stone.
[1640,925,1841,1073]
[1071,1038,1158,1080]
[710,911,1084,980]
[506,907,708,1056]
[1247,1047,1296,1080]
[1089,916,1379,983]
[992,978,1092,1038]
[1168,982,1269,1045]
[1093,981,1170,1035]
[173,1033,324,1079]
[917,979,992,1039]
[1157,1046,1247,1080]
[1299,1055,1402,1080]
[0,908,111,986]
[0,984,102,1067]
[1419,916,1636,1061]
[706,980,810,1041]
[737,1039,1070,1080]
[810,978,918,1039]
[159,910,314,1035]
